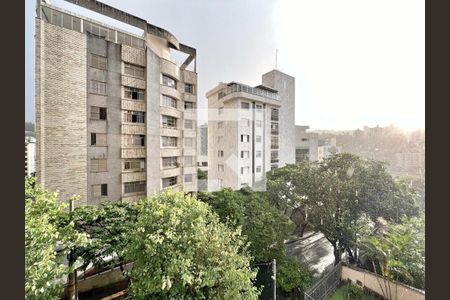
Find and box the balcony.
[220,82,279,101]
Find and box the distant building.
[207,70,296,191]
[25,136,36,177]
[197,124,208,171]
[295,125,311,163]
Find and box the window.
[241,151,250,159]
[218,107,223,115]
[218,122,223,129]
[301,138,309,142]
[218,136,223,144]
[90,53,107,70]
[241,118,250,126]
[124,181,146,194]
[162,157,178,168]
[162,115,177,128]
[124,159,145,171]
[256,105,262,112]
[271,136,279,149]
[218,164,224,172]
[256,120,262,128]
[256,166,262,173]
[184,174,193,183]
[185,83,194,94]
[271,151,279,163]
[89,80,107,95]
[256,151,262,158]
[218,150,224,157]
[202,162,208,166]
[184,138,195,148]
[241,135,250,142]
[91,159,107,172]
[184,102,194,110]
[256,135,262,143]
[161,136,177,147]
[124,86,145,100]
[124,63,145,78]
[184,156,194,167]
[91,133,107,146]
[124,110,145,123]
[184,119,194,129]
[92,184,108,197]
[271,108,279,121]
[90,106,107,120]
[162,74,177,88]
[271,122,279,134]
[161,95,177,108]
[271,164,278,169]
[218,178,223,187]
[124,134,145,146]
[162,176,177,188]
[241,102,250,109]
[241,167,250,174]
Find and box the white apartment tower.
[35,0,198,205]
[207,70,296,191]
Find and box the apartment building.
[25,136,36,177]
[197,124,208,172]
[35,0,197,206]
[207,70,295,191]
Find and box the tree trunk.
[332,244,341,265]
[67,253,76,300]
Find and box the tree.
[359,216,425,292]
[277,256,313,295]
[124,190,259,299]
[267,153,421,265]
[25,178,88,300]
[198,187,294,263]
[69,202,138,272]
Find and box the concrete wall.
[87,34,123,205]
[35,20,88,206]
[341,265,425,300]
[262,70,296,167]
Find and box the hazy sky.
[25,0,424,131]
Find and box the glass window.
[123,110,145,123]
[271,108,279,121]
[241,135,250,142]
[271,136,279,149]
[184,174,193,183]
[184,156,194,166]
[90,106,107,120]
[184,119,194,129]
[218,150,224,157]
[89,80,107,95]
[184,102,194,110]
[124,181,146,194]
[256,120,262,127]
[162,115,177,128]
[162,176,177,188]
[241,151,250,159]
[90,133,107,146]
[162,157,178,168]
[271,151,279,163]
[161,95,177,108]
[256,151,262,158]
[124,63,145,78]
[256,104,262,112]
[90,53,107,70]
[271,122,279,134]
[241,167,250,174]
[124,134,145,146]
[91,159,107,172]
[161,136,177,147]
[256,166,262,173]
[124,86,145,100]
[162,74,177,88]
[241,102,250,109]
[124,159,145,171]
[256,135,262,143]
[185,83,194,94]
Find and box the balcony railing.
[219,83,279,100]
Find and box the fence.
[304,262,342,300]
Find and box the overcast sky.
[25,0,424,131]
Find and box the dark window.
[162,75,177,88]
[99,108,107,120]
[91,133,96,145]
[185,83,194,94]
[124,86,145,100]
[101,184,108,196]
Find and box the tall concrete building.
[35,0,197,206]
[206,70,295,191]
[197,124,208,172]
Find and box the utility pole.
[272,259,277,300]
[67,199,78,300]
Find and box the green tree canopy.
[124,190,259,299]
[25,178,88,300]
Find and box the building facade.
[35,0,197,206]
[25,136,36,177]
[206,70,295,191]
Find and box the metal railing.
[304,262,342,300]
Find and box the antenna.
[275,49,278,69]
